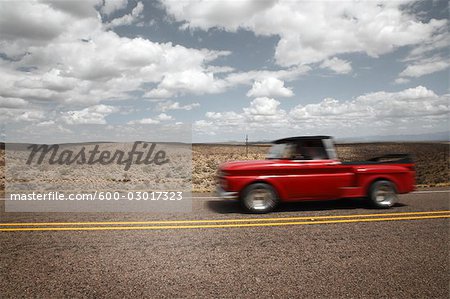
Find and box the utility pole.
[246,134,248,158]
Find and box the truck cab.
[267,136,337,161]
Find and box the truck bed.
[341,154,413,165]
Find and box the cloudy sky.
[0,0,448,142]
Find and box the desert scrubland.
[0,142,448,193]
[192,142,449,192]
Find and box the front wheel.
[241,183,279,213]
[368,180,398,208]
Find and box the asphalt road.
[0,190,449,298]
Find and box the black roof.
[273,136,332,144]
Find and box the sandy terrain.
[1,142,448,193]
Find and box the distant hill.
[195,131,450,145]
[336,131,449,143]
[2,131,448,147]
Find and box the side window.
[311,147,328,160]
[300,147,319,160]
[291,144,305,160]
[283,144,297,159]
[301,141,328,160]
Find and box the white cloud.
[320,57,352,74]
[157,100,200,112]
[247,77,293,98]
[195,97,288,135]
[399,58,450,78]
[290,86,446,120]
[394,78,410,85]
[161,0,447,67]
[243,97,280,116]
[394,11,448,82]
[127,118,159,125]
[0,0,233,110]
[0,96,28,109]
[144,65,308,99]
[146,69,228,98]
[105,2,144,29]
[45,1,101,18]
[163,0,277,31]
[37,120,56,126]
[156,113,172,121]
[206,111,244,123]
[224,65,311,87]
[244,97,288,125]
[0,1,71,44]
[193,120,217,136]
[101,0,128,16]
[61,104,119,124]
[206,65,235,74]
[405,27,449,62]
[18,110,47,122]
[144,88,174,99]
[127,112,173,125]
[195,86,449,137]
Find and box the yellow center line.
[0,214,448,232]
[0,210,449,227]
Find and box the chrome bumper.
[216,186,238,200]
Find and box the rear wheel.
[241,183,279,213]
[368,180,398,208]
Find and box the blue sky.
[0,0,448,142]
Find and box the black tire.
[368,180,398,208]
[240,183,279,213]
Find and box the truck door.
[285,161,354,200]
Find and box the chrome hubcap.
[374,184,397,206]
[246,189,275,211]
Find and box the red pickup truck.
[217,136,415,213]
